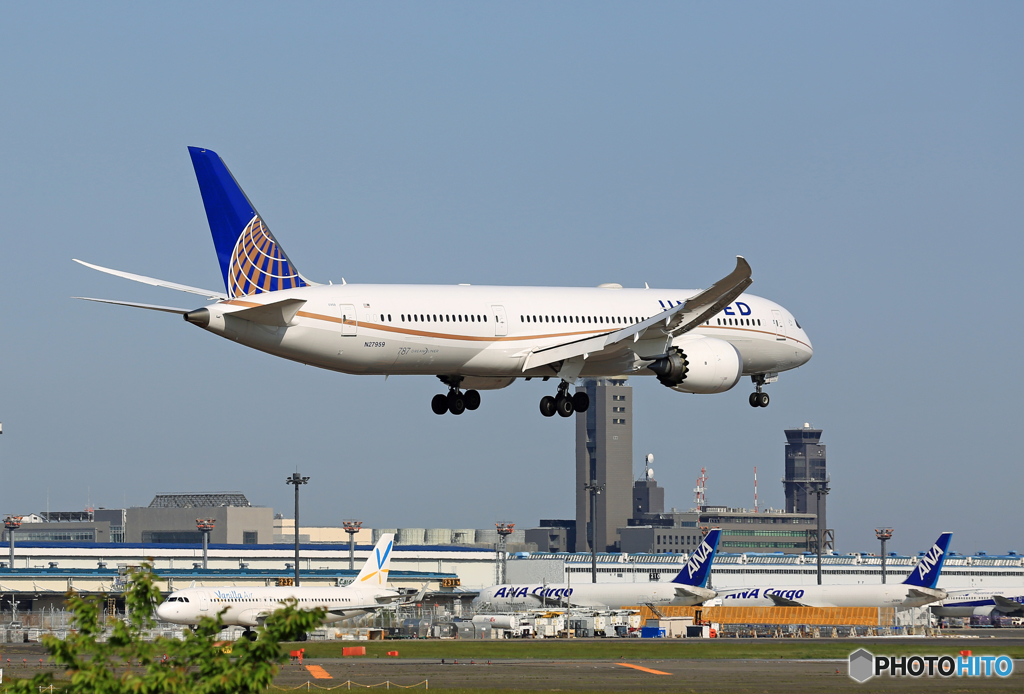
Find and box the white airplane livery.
[155,534,406,639]
[931,588,1024,620]
[472,529,721,611]
[76,147,812,416]
[715,533,954,609]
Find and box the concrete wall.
[124,506,274,544]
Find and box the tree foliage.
[13,563,324,693]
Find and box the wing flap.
[523,257,752,372]
[74,259,228,300]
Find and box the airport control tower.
[575,378,633,553]
[783,424,830,549]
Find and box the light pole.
[196,518,215,569]
[342,520,362,572]
[875,527,894,584]
[583,482,605,583]
[812,484,830,585]
[495,522,515,584]
[286,473,310,586]
[4,516,22,570]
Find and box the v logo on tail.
[902,532,953,589]
[355,534,394,586]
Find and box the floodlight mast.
[195,518,215,569]
[4,516,22,569]
[875,527,894,584]
[583,482,605,583]
[342,520,363,572]
[286,473,310,586]
[495,522,515,584]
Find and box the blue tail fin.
[188,147,309,298]
[671,529,721,588]
[902,532,952,589]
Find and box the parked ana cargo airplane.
[471,529,721,611]
[76,147,813,417]
[155,534,409,640]
[931,588,1024,620]
[715,533,953,609]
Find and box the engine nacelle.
[646,336,743,394]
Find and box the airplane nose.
[156,603,172,621]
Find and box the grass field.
[293,638,1024,661]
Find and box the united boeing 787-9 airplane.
[76,147,813,417]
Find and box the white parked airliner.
[715,533,953,609]
[473,529,721,611]
[76,147,813,416]
[155,534,407,640]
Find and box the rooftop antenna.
[694,467,708,508]
[643,453,654,482]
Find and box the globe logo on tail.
[228,215,307,298]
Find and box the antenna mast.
[754,466,758,513]
[693,467,708,508]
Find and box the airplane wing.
[673,586,717,603]
[74,259,228,301]
[907,588,946,602]
[74,297,191,314]
[327,602,393,617]
[522,257,752,372]
[992,596,1024,614]
[766,593,808,607]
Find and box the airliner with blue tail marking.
[715,532,954,608]
[931,588,1024,621]
[75,147,812,417]
[155,534,414,639]
[472,529,722,611]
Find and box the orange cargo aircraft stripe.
[305,665,332,679]
[617,663,672,676]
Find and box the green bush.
[12,563,324,693]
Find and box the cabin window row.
[715,317,760,327]
[519,315,647,325]
[400,314,489,323]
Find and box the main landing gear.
[749,374,770,408]
[242,628,258,641]
[540,382,590,418]
[431,377,480,415]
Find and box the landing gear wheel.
[431,394,449,415]
[749,392,760,408]
[539,395,557,417]
[463,389,481,411]
[572,391,590,413]
[757,392,770,407]
[244,629,258,641]
[556,396,574,417]
[447,391,466,415]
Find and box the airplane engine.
[646,336,743,394]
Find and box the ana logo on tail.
[673,529,721,587]
[903,532,953,589]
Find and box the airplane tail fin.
[902,532,953,589]
[188,147,310,298]
[671,529,721,588]
[355,534,395,587]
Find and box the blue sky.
[1,3,1021,555]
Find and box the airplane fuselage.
[716,584,945,609]
[931,589,1024,618]
[156,584,398,628]
[188,284,812,386]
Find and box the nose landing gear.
[749,374,770,408]
[540,383,590,418]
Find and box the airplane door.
[771,310,787,341]
[491,305,508,337]
[340,304,358,336]
[197,592,208,612]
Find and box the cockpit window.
[794,318,802,329]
